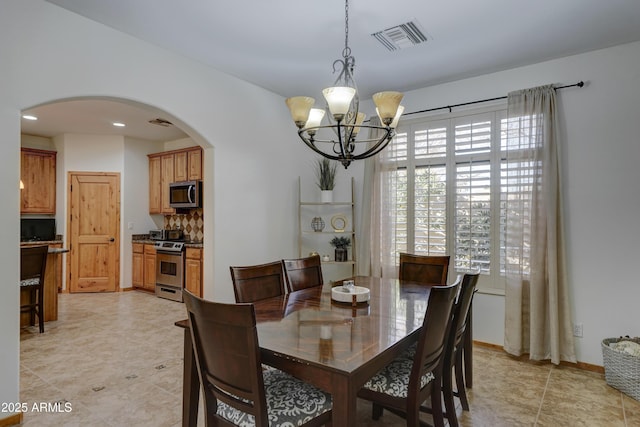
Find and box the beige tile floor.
[18,291,640,426]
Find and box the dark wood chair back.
[412,280,459,390]
[399,252,450,285]
[282,254,323,292]
[230,261,286,303]
[183,290,269,426]
[440,272,480,424]
[449,273,479,354]
[20,245,48,333]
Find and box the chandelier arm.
[301,124,391,142]
[351,129,394,159]
[335,121,348,159]
[352,135,393,160]
[297,129,342,162]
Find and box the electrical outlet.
[573,322,583,338]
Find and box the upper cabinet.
[21,148,56,214]
[174,151,188,182]
[148,156,162,214]
[187,149,202,181]
[148,146,202,214]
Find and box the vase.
[321,190,333,203]
[311,216,325,232]
[335,247,348,262]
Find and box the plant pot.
[321,190,333,203]
[335,247,348,262]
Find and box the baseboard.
[473,340,604,374]
[121,287,135,292]
[473,340,504,351]
[0,413,22,427]
[565,360,604,374]
[133,287,155,294]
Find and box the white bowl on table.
[331,285,370,304]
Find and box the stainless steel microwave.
[169,180,202,209]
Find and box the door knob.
[109,237,115,242]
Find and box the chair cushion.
[20,278,40,287]
[362,356,434,398]
[400,342,418,361]
[217,367,332,426]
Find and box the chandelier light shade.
[285,96,315,127]
[285,0,404,169]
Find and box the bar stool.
[20,245,48,333]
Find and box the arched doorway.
[21,97,208,294]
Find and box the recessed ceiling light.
[113,122,126,127]
[22,115,38,121]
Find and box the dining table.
[176,275,436,427]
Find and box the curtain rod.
[401,80,585,117]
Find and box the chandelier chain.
[343,0,351,58]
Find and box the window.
[380,105,527,293]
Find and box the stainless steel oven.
[155,241,185,302]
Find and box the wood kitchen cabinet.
[132,243,144,288]
[148,156,162,214]
[148,146,202,214]
[174,151,188,182]
[160,154,175,214]
[185,247,203,297]
[143,244,157,291]
[20,148,56,214]
[174,146,203,181]
[187,148,202,180]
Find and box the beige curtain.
[359,117,399,278]
[503,85,576,364]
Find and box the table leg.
[330,374,357,427]
[182,329,200,427]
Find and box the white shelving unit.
[298,176,356,280]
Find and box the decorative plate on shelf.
[331,214,347,232]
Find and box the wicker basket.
[601,337,640,401]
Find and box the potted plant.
[314,158,337,203]
[329,236,351,262]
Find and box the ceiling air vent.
[372,20,428,51]
[148,118,173,127]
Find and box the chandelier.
[285,0,404,169]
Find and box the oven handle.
[156,250,184,256]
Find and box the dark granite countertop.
[20,239,64,246]
[20,240,68,254]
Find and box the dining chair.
[229,261,286,303]
[182,290,332,427]
[399,253,450,285]
[20,245,49,333]
[439,272,480,426]
[357,280,460,427]
[282,254,323,293]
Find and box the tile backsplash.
[164,209,203,242]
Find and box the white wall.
[21,134,55,151]
[123,137,165,287]
[0,0,315,410]
[359,41,640,366]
